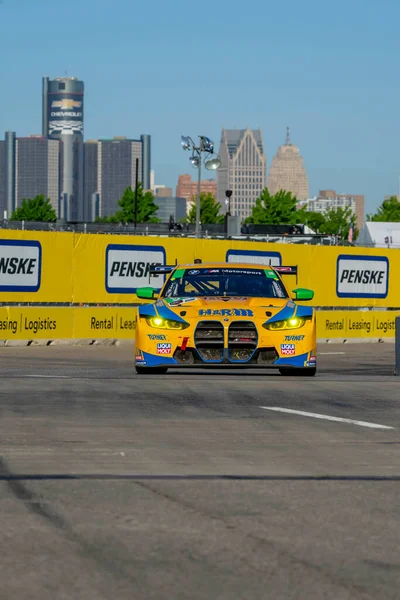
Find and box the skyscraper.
[15,136,60,212]
[0,132,61,217]
[83,140,99,222]
[5,131,16,217]
[42,76,84,220]
[267,128,309,200]
[141,134,151,191]
[0,139,5,217]
[84,136,152,220]
[216,128,267,219]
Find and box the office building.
[151,170,172,196]
[155,187,173,197]
[97,137,142,218]
[267,128,309,200]
[216,128,267,220]
[0,132,60,218]
[151,170,164,195]
[155,196,187,222]
[141,134,151,191]
[0,138,6,217]
[83,140,99,221]
[84,136,151,220]
[297,190,365,227]
[4,131,16,217]
[15,136,60,212]
[42,76,84,220]
[176,174,217,213]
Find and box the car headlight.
[263,316,310,331]
[145,316,189,330]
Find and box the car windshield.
[162,267,288,298]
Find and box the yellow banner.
[0,307,73,339]
[0,230,73,303]
[1,230,400,308]
[317,311,400,338]
[0,307,398,340]
[73,307,136,338]
[0,307,137,340]
[71,233,400,308]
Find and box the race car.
[134,262,316,376]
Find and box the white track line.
[320,352,346,355]
[21,375,71,379]
[260,407,394,430]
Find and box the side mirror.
[292,288,314,301]
[136,287,158,300]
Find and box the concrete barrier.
[0,337,395,347]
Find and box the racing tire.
[279,367,316,377]
[135,366,169,375]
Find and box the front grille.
[228,321,257,362]
[195,321,224,340]
[195,321,224,362]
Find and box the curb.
[0,338,395,346]
[317,338,395,344]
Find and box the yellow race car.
[135,262,316,376]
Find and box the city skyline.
[0,73,380,222]
[0,120,370,224]
[3,75,317,223]
[0,100,393,219]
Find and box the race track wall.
[0,229,398,309]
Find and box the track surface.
[0,343,399,599]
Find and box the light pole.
[225,189,232,215]
[181,135,221,237]
[224,189,232,237]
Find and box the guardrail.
[0,220,350,246]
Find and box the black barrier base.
[395,316,400,376]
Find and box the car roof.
[177,262,274,270]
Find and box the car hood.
[158,296,293,320]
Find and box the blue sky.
[1,0,400,213]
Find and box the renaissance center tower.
[42,76,84,220]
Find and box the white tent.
[356,221,400,248]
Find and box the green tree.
[319,206,355,238]
[366,196,400,222]
[115,184,160,223]
[244,189,298,224]
[296,208,326,233]
[10,195,57,222]
[101,184,160,224]
[95,214,119,224]
[187,192,224,224]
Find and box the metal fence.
[0,219,349,245]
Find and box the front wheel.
[279,367,316,377]
[135,366,168,375]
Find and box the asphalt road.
[0,343,399,600]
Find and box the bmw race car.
[134,262,317,376]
